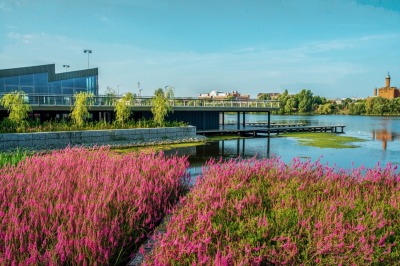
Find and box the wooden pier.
[197,124,345,136]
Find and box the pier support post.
[243,112,246,128]
[237,112,240,130]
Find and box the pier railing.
[17,94,280,109]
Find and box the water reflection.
[372,129,399,150]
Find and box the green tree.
[70,92,94,127]
[284,97,297,114]
[257,93,271,100]
[297,89,313,113]
[372,97,389,115]
[0,91,32,129]
[316,103,334,114]
[278,89,289,114]
[115,92,134,125]
[104,86,117,105]
[151,87,174,126]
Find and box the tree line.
[259,89,400,115]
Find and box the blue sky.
[0,0,399,98]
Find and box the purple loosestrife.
[145,157,400,265]
[0,146,189,265]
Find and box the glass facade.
[0,72,98,95]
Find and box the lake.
[165,114,400,176]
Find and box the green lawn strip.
[281,132,366,148]
[112,141,205,153]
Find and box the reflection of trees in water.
[189,138,271,161]
[372,129,399,150]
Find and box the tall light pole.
[117,84,121,97]
[63,65,70,72]
[84,49,92,69]
[138,82,142,97]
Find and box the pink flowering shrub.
[145,157,400,265]
[0,146,189,265]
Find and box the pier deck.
[197,124,345,136]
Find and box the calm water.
[166,114,400,175]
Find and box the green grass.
[112,141,205,154]
[281,132,366,148]
[0,148,30,167]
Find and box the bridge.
[0,94,280,131]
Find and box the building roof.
[0,64,98,81]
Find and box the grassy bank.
[282,132,366,148]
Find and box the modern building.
[374,73,399,99]
[0,64,98,96]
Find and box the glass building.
[0,64,98,96]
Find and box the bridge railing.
[15,94,280,109]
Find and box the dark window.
[4,76,19,85]
[4,85,18,93]
[35,86,49,94]
[61,79,74,87]
[49,86,61,94]
[34,73,48,86]
[0,78,4,92]
[62,88,74,95]
[20,74,34,86]
[21,86,34,94]
[74,77,86,88]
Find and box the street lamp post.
[117,84,121,97]
[138,82,142,97]
[84,49,92,69]
[63,65,70,72]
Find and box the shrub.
[145,158,400,265]
[0,146,190,265]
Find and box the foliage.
[350,97,400,115]
[315,103,334,114]
[0,146,189,265]
[257,93,271,100]
[296,89,313,113]
[115,92,134,125]
[145,158,400,265]
[151,87,174,126]
[70,92,94,127]
[0,148,29,168]
[0,91,31,131]
[104,86,117,105]
[0,118,187,134]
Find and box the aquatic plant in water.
[0,146,189,265]
[145,157,400,265]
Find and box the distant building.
[0,64,98,96]
[257,92,280,100]
[374,73,399,99]
[198,90,250,100]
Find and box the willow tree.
[151,87,174,126]
[115,92,134,125]
[70,92,94,127]
[0,91,31,128]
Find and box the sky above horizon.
[1,0,400,98]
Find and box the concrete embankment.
[0,126,205,151]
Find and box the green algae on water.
[281,132,366,149]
